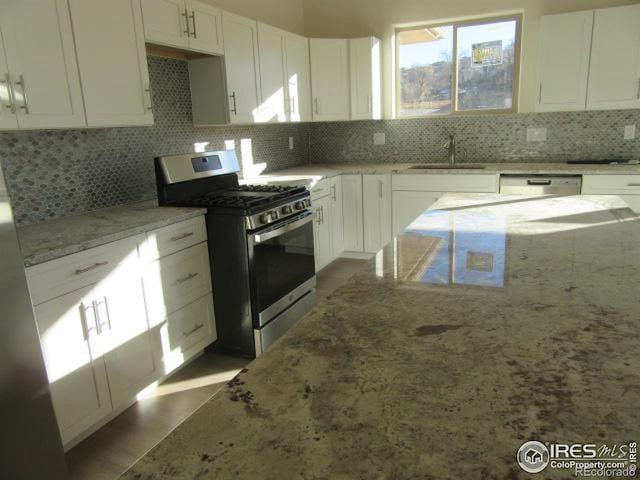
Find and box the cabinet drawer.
[162,294,217,373]
[582,175,640,194]
[144,243,212,325]
[392,174,498,193]
[143,216,207,261]
[27,235,144,306]
[310,178,330,200]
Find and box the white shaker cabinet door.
[536,11,593,112]
[362,174,391,254]
[186,0,224,55]
[257,23,287,122]
[34,286,112,446]
[329,176,345,258]
[140,0,190,50]
[285,32,312,122]
[0,0,85,129]
[341,174,364,252]
[222,12,260,124]
[350,37,381,120]
[587,4,640,110]
[312,195,333,272]
[310,38,350,121]
[69,0,154,127]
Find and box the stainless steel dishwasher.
[499,175,582,195]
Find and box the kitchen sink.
[408,164,486,170]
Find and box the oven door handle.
[253,212,315,244]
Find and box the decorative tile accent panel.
[309,110,640,164]
[0,56,309,226]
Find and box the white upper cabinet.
[536,11,593,112]
[285,32,312,122]
[141,0,223,55]
[0,0,85,130]
[587,4,640,110]
[349,37,381,120]
[222,12,261,124]
[310,39,350,121]
[69,0,153,127]
[256,23,287,122]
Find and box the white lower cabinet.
[28,215,215,449]
[581,174,640,213]
[329,176,344,258]
[362,174,391,253]
[312,194,333,271]
[341,174,364,253]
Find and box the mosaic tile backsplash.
[1,54,639,226]
[308,110,640,165]
[0,56,310,225]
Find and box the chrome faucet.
[444,134,456,166]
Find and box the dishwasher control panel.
[499,175,582,195]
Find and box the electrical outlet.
[373,132,386,145]
[526,127,547,143]
[289,137,294,150]
[624,125,636,140]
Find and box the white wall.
[202,0,305,35]
[302,0,640,115]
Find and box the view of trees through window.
[398,18,518,117]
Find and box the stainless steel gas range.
[155,150,316,358]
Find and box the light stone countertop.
[121,193,640,479]
[17,201,207,267]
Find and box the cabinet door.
[341,174,364,252]
[392,191,443,235]
[141,0,190,50]
[363,174,391,253]
[69,0,153,127]
[310,39,350,121]
[312,196,332,272]
[329,177,344,258]
[222,12,260,124]
[34,286,112,446]
[285,32,312,122]
[350,37,381,120]
[0,35,18,130]
[186,0,224,55]
[587,4,640,110]
[0,0,85,129]
[257,23,287,122]
[536,11,593,112]
[94,250,159,409]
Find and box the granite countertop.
[245,162,640,184]
[121,194,639,479]
[18,201,207,267]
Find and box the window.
[396,15,521,117]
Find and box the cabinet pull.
[189,11,197,38]
[314,98,319,114]
[75,261,108,275]
[378,180,383,198]
[229,92,238,115]
[627,183,640,187]
[368,94,372,114]
[170,231,194,242]
[176,272,199,284]
[637,78,640,100]
[94,297,112,333]
[183,323,204,337]
[145,87,153,111]
[79,302,99,339]
[1,73,16,113]
[15,74,29,114]
[538,83,543,103]
[182,8,190,36]
[290,96,296,115]
[332,184,337,201]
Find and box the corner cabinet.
[222,12,261,124]
[285,32,313,122]
[310,39,350,121]
[0,0,85,130]
[141,0,224,56]
[350,37,382,120]
[69,0,153,127]
[256,23,288,122]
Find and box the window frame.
[395,13,523,118]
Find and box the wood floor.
[65,257,367,480]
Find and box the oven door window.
[251,219,315,317]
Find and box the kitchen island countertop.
[122,193,640,479]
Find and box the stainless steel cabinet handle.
[170,231,194,242]
[332,184,336,201]
[627,183,640,187]
[183,323,204,337]
[189,11,197,38]
[1,73,16,113]
[378,180,383,197]
[15,74,29,114]
[176,272,199,284]
[637,78,640,100]
[75,261,108,275]
[145,87,153,111]
[94,297,112,333]
[538,83,543,103]
[80,302,99,339]
[314,98,319,114]
[368,94,372,114]
[182,8,190,36]
[527,179,552,186]
[290,95,296,115]
[229,92,238,115]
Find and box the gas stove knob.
[259,211,273,224]
[281,205,293,215]
[294,201,305,210]
[303,198,311,208]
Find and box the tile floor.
[65,257,367,480]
